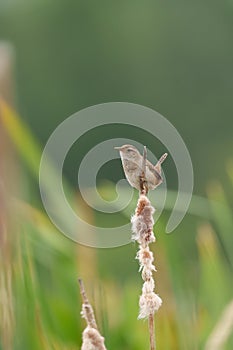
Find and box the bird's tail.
[154,153,168,174]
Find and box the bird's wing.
[123,159,138,172]
[146,162,162,181]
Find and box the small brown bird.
[114,144,167,191]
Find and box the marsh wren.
[115,144,167,192]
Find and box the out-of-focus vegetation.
[0,0,233,190]
[0,101,233,349]
[0,1,233,349]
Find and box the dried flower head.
[81,327,107,350]
[122,145,166,350]
[131,194,162,320]
[78,279,107,350]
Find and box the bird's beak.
[114,146,123,150]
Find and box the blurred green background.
[0,1,233,349]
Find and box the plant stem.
[78,278,98,329]
[139,146,148,195]
[149,313,156,350]
[132,145,163,349]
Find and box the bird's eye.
[127,148,134,152]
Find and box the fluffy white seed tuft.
[138,293,163,319]
[81,327,107,350]
[131,194,162,319]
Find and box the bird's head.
[114,144,140,160]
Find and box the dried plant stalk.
[131,146,162,350]
[78,279,107,350]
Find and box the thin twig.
[78,278,98,330]
[142,145,147,172]
[140,145,148,195]
[78,278,88,303]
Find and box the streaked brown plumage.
[114,144,167,191]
